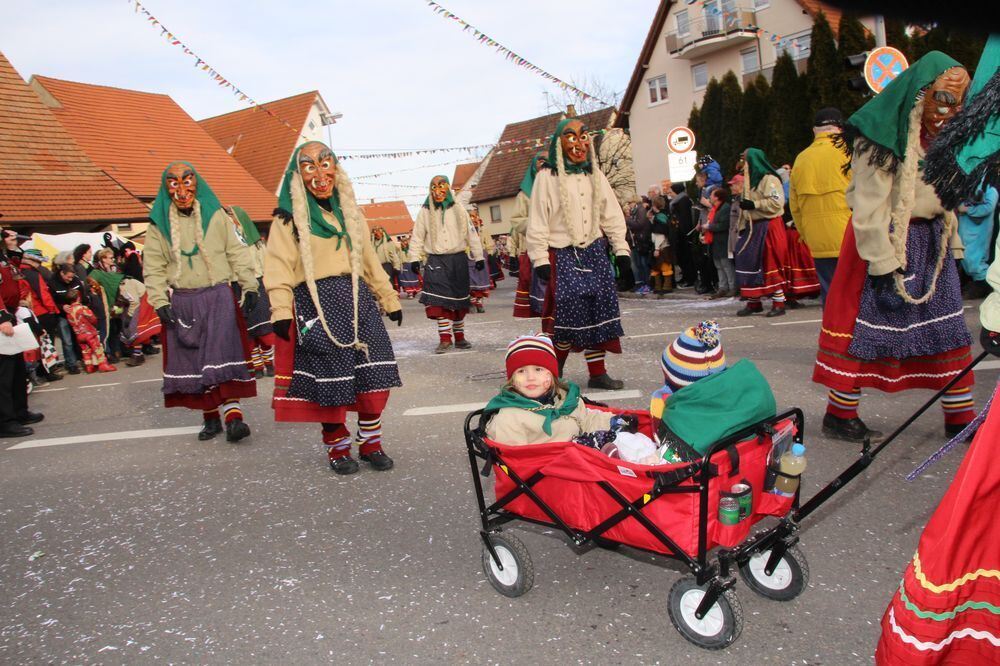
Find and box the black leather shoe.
[0,422,33,438]
[43,369,64,382]
[736,306,763,317]
[198,418,223,441]
[822,414,883,443]
[142,344,160,355]
[16,411,44,425]
[329,455,360,475]
[587,373,624,390]
[945,421,977,437]
[66,364,81,375]
[360,449,394,471]
[455,339,472,350]
[765,307,787,318]
[434,341,453,354]
[225,418,251,443]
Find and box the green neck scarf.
[423,176,455,210]
[231,205,260,245]
[519,151,547,197]
[89,269,125,301]
[847,50,962,162]
[547,118,592,175]
[277,143,350,248]
[744,148,779,188]
[484,382,581,436]
[149,161,222,243]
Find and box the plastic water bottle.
[772,443,806,497]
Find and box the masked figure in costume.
[397,236,422,298]
[408,175,484,353]
[812,52,975,443]
[468,208,493,313]
[265,141,402,475]
[527,118,634,389]
[229,206,275,378]
[372,227,402,294]
[511,152,549,319]
[143,163,258,442]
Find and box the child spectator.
[650,321,727,423]
[649,196,674,295]
[64,288,116,373]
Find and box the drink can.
[732,482,752,519]
[719,497,740,525]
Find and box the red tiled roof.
[0,52,148,226]
[471,107,616,204]
[797,1,844,36]
[452,161,481,192]
[359,201,413,237]
[199,91,318,193]
[32,75,276,222]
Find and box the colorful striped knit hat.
[660,320,726,392]
[505,335,559,380]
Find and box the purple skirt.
[468,258,492,292]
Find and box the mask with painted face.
[922,67,971,137]
[559,120,591,165]
[297,142,337,199]
[430,176,450,204]
[165,163,197,213]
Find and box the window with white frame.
[691,63,708,91]
[741,46,759,73]
[776,30,811,61]
[490,205,502,222]
[647,75,669,104]
[675,9,690,36]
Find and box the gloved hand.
[508,256,519,273]
[611,414,640,434]
[615,255,635,291]
[475,259,485,271]
[533,264,551,283]
[982,327,1000,357]
[410,261,421,274]
[871,269,904,311]
[739,198,756,211]
[273,319,293,341]
[241,290,258,317]
[387,309,403,327]
[156,305,177,328]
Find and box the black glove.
[273,319,293,341]
[156,305,176,328]
[508,256,519,272]
[410,261,421,274]
[982,327,1000,357]
[615,255,635,291]
[475,259,485,271]
[739,199,756,211]
[870,270,904,312]
[387,309,403,327]
[533,264,551,282]
[612,414,640,434]
[241,290,258,317]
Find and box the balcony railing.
[665,10,758,59]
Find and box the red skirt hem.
[739,219,788,299]
[424,306,468,320]
[785,228,821,297]
[513,253,535,318]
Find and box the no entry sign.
[864,46,909,94]
[667,126,696,153]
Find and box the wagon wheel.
[738,545,809,601]
[481,533,534,598]
[667,577,744,650]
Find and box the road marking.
[769,318,823,326]
[463,320,503,326]
[132,378,162,384]
[31,387,67,393]
[979,360,1000,371]
[721,325,756,331]
[627,331,682,340]
[403,389,642,417]
[6,426,203,451]
[81,382,120,389]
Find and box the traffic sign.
[668,151,698,183]
[864,46,908,93]
[667,126,696,153]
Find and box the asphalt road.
[1,279,995,665]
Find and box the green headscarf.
[744,147,779,188]
[231,205,260,245]
[149,161,222,243]
[519,151,547,197]
[89,270,125,302]
[277,142,350,248]
[484,382,582,436]
[846,51,962,163]
[422,175,455,209]
[547,118,592,175]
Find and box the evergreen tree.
[805,11,840,116]
[884,17,911,61]
[837,13,875,117]
[740,74,772,156]
[687,104,701,148]
[910,26,986,72]
[769,52,811,167]
[698,78,724,167]
[717,71,744,178]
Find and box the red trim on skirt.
[470,289,490,298]
[540,248,622,354]
[270,322,391,422]
[513,253,534,319]
[424,305,468,320]
[740,218,789,299]
[785,228,821,297]
[813,223,974,393]
[133,294,162,346]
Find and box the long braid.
[588,139,602,225]
[554,141,583,248]
[191,203,214,285]
[168,204,183,285]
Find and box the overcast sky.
[1,0,658,212]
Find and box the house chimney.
[566,104,576,117]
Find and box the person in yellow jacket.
[789,108,852,305]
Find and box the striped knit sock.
[745,297,763,311]
[322,422,351,459]
[251,346,264,372]
[584,349,607,377]
[356,414,383,456]
[471,296,483,308]
[437,318,452,343]
[772,290,787,304]
[453,318,466,342]
[262,344,274,367]
[203,408,221,422]
[221,399,242,424]
[826,389,861,420]
[554,341,571,377]
[941,387,975,426]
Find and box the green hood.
[484,382,582,436]
[519,151,548,197]
[846,51,962,164]
[230,205,260,245]
[149,162,222,243]
[422,175,455,209]
[371,226,390,247]
[744,147,779,188]
[547,118,592,175]
[277,142,350,248]
[89,269,125,301]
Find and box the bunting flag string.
[422,1,611,107]
[342,128,612,161]
[353,159,473,181]
[126,0,308,139]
